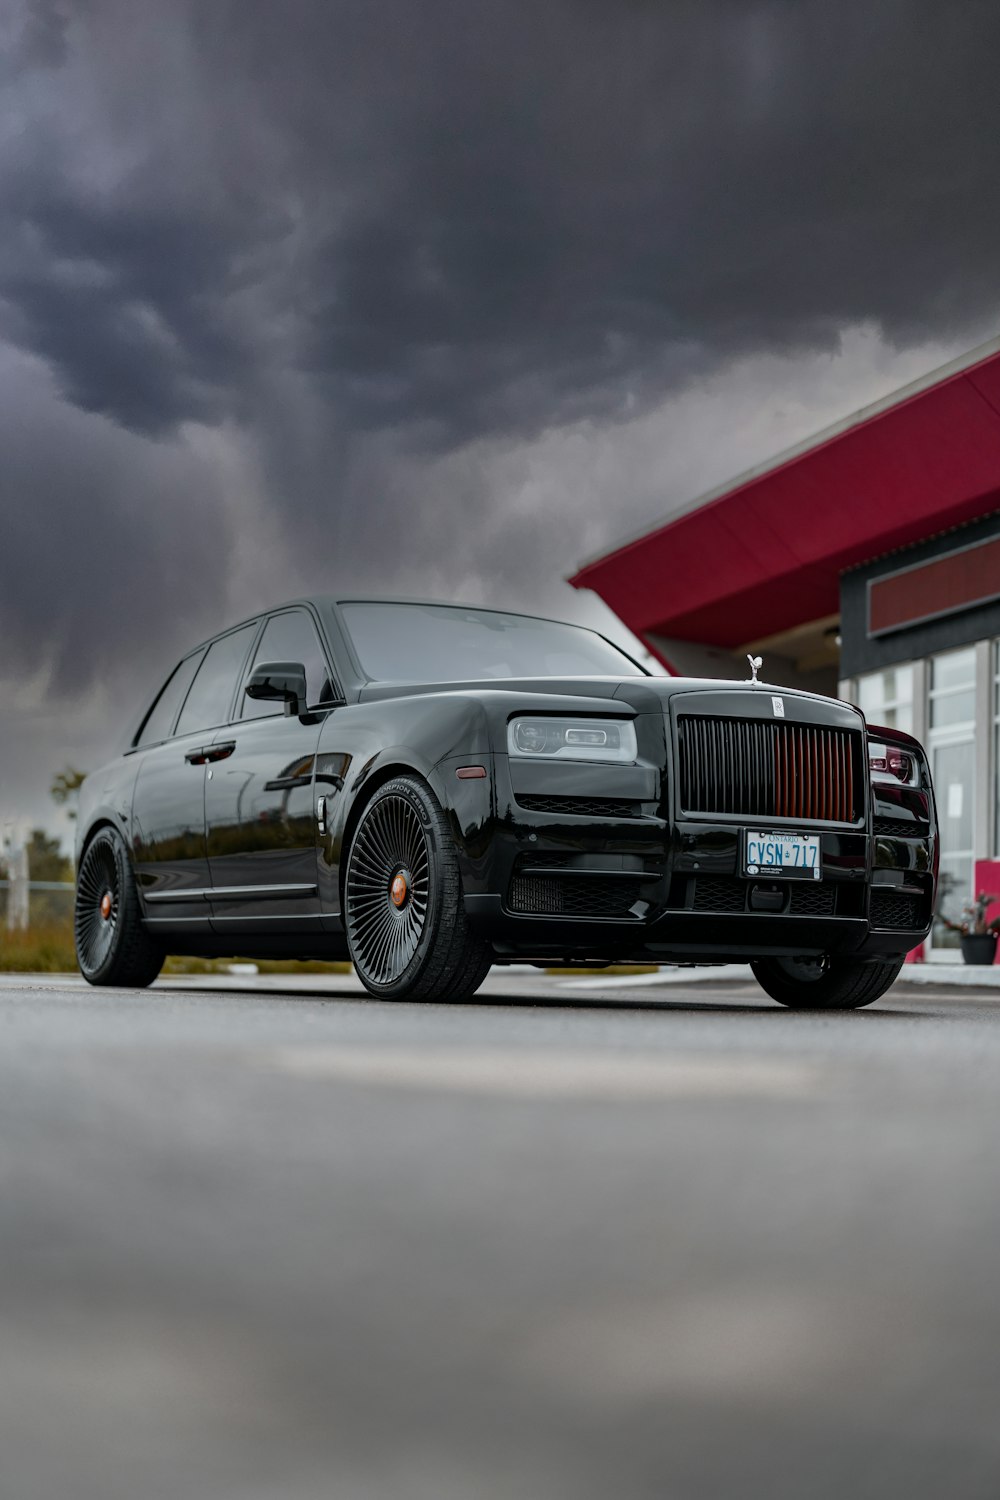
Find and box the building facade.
[571,335,1000,959]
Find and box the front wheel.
[751,954,904,1010]
[344,775,493,1002]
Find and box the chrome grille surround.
[678,715,862,823]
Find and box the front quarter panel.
[314,687,639,921]
[314,692,496,920]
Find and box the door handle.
[185,742,236,766]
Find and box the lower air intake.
[788,883,836,915]
[692,877,746,913]
[690,877,837,916]
[507,875,643,919]
[869,890,926,930]
[515,795,643,819]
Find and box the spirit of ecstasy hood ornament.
[747,654,763,684]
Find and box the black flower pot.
[960,933,998,966]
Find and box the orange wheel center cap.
[100,892,112,921]
[390,873,408,908]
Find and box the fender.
[75,758,142,872]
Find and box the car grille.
[678,716,861,822]
[507,875,643,918]
[873,817,925,838]
[869,890,927,930]
[515,795,643,819]
[690,876,837,915]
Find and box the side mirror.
[245,661,308,717]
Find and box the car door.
[204,606,340,936]
[131,623,258,928]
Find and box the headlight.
[507,716,638,763]
[868,738,919,787]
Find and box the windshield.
[339,602,645,683]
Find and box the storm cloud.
[2,0,1000,833]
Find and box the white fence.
[0,878,75,931]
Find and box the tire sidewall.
[75,827,130,983]
[752,954,903,1009]
[344,776,450,998]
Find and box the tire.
[75,826,164,988]
[751,953,904,1010]
[344,775,493,1002]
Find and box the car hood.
[356,675,859,718]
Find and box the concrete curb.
[3,962,999,994]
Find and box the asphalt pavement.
[2,967,1000,1500]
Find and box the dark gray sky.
[3,0,999,842]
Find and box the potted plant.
[938,893,1000,965]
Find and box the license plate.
[744,830,821,880]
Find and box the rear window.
[135,652,204,746]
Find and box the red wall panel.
[573,347,1000,647]
[869,536,1000,635]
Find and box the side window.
[241,610,336,719]
[135,652,204,747]
[174,624,258,739]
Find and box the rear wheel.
[751,954,904,1010]
[344,775,492,1002]
[75,827,164,988]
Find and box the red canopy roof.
[570,336,1000,652]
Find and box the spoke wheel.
[74,827,164,988]
[343,775,493,1003]
[75,836,121,977]
[346,792,431,988]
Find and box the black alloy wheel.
[344,775,493,1002]
[75,827,164,988]
[751,953,905,1009]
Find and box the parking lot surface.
[2,968,999,1500]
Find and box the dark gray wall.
[840,510,1000,677]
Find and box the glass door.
[856,663,914,734]
[927,647,977,957]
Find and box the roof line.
[571,328,1000,578]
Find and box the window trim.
[172,620,262,741]
[237,605,344,722]
[855,662,915,733]
[131,647,207,750]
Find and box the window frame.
[855,662,915,733]
[927,645,977,741]
[131,648,207,750]
[171,620,263,741]
[237,605,344,722]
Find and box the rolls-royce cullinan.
[74,597,938,1008]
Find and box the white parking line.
[259,1046,824,1101]
[556,965,754,990]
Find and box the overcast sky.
[3,0,1000,846]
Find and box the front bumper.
[459,752,935,965]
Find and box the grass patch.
[0,918,77,972]
[162,955,352,976]
[0,915,351,976]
